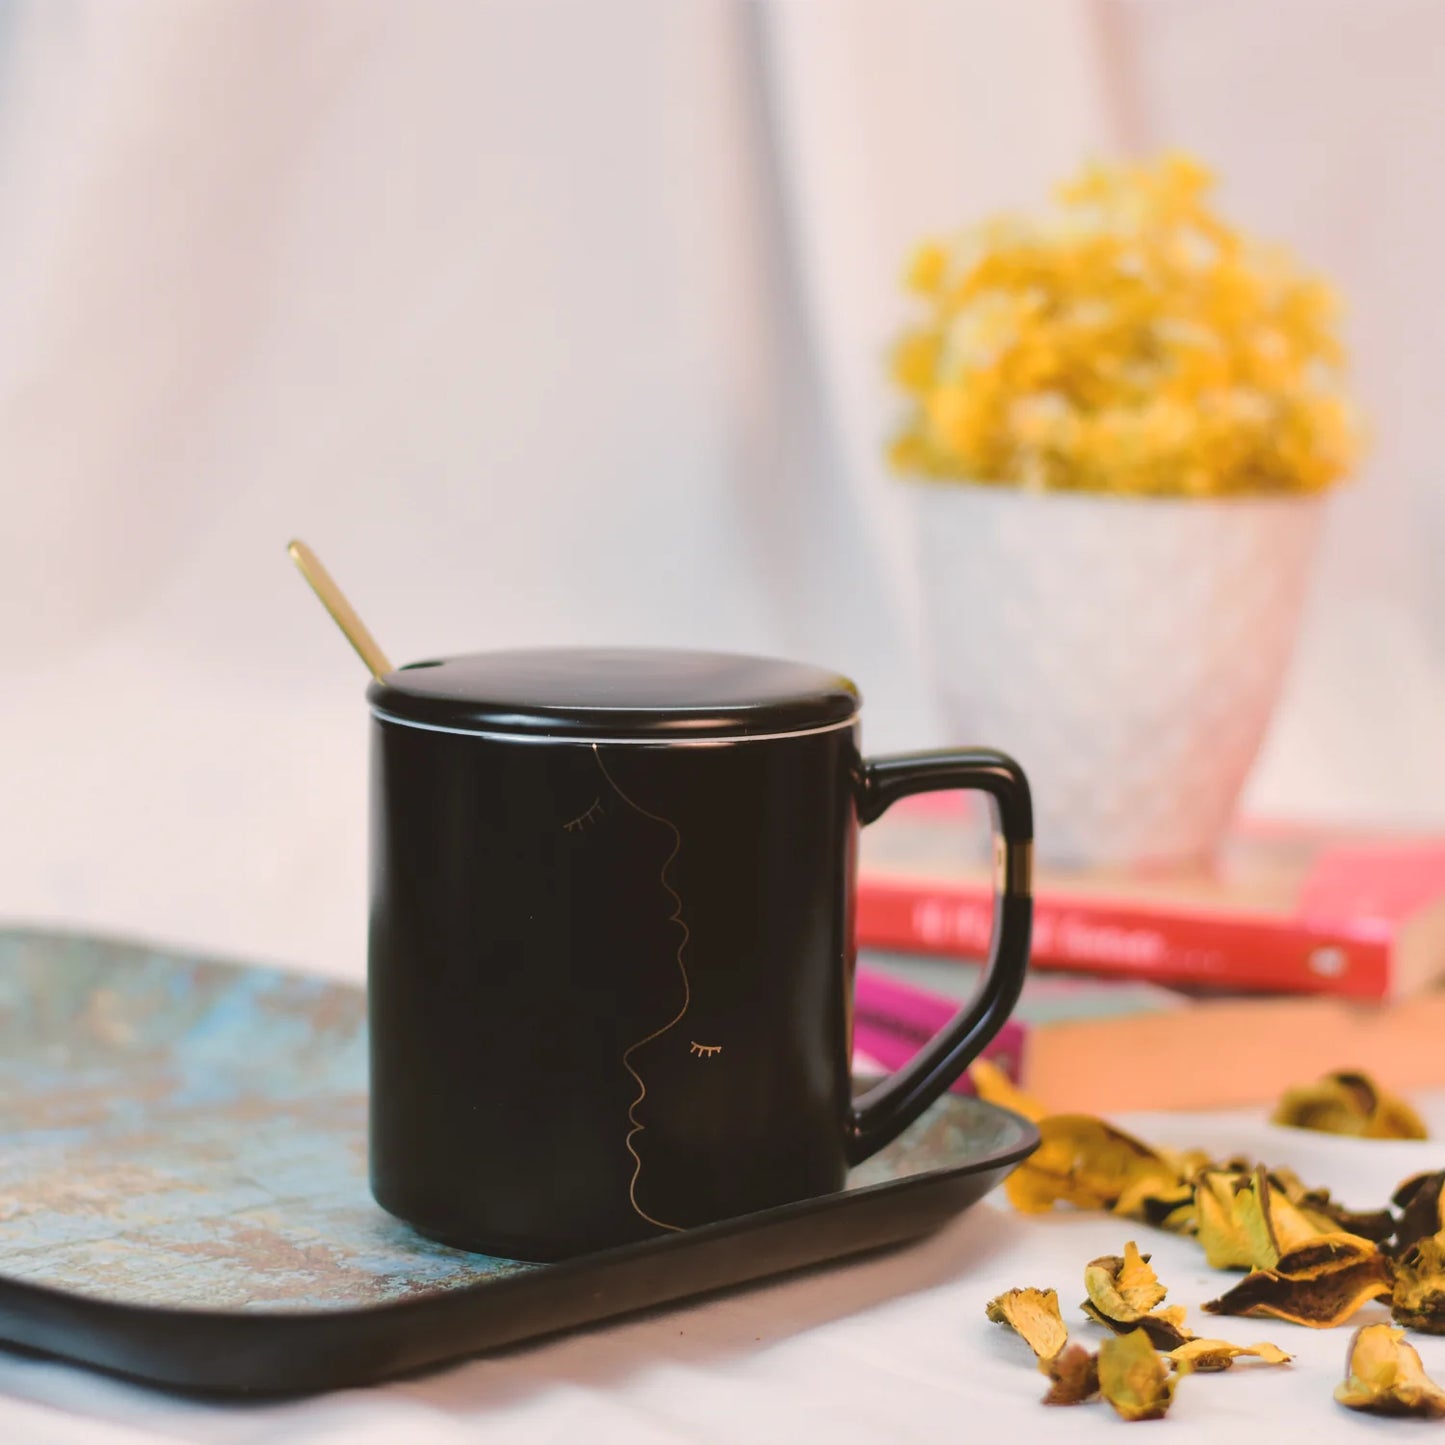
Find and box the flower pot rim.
[900,477,1332,511]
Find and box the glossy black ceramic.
[367,648,1032,1259]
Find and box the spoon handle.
[287,539,394,681]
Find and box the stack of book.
[854,796,1445,1111]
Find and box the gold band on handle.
[287,540,394,681]
[995,837,1033,898]
[1006,840,1033,898]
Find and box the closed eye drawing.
[562,797,605,833]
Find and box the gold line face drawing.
[592,746,691,1234]
[689,1042,721,1058]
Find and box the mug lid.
[366,647,861,741]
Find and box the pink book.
[852,965,1026,1094]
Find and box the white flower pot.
[908,483,1326,870]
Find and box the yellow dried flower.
[985,1286,1070,1361]
[1271,1070,1428,1140]
[1097,1328,1184,1421]
[888,153,1361,496]
[1336,1324,1445,1416]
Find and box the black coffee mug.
[367,647,1031,1260]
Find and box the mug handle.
[845,749,1033,1164]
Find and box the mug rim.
[368,707,860,746]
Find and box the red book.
[858,796,1445,1000]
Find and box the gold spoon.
[287,539,394,680]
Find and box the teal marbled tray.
[0,927,1036,1393]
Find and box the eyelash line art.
[689,1042,721,1058]
[562,796,604,833]
[597,745,689,1235]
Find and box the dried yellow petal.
[1133,1147,1208,1232]
[1159,1146,1215,1178]
[1195,1164,1371,1275]
[968,1058,1045,1123]
[1271,1167,1394,1244]
[1204,1240,1393,1329]
[1092,1240,1168,1314]
[1243,1166,1353,1264]
[1393,1170,1445,1254]
[1271,1071,1427,1140]
[1228,1169,1290,1269]
[1166,1338,1292,1372]
[1084,1300,1194,1353]
[1373,1093,1430,1141]
[1391,1234,1445,1333]
[1081,1242,1194,1351]
[1195,1170,1258,1270]
[1115,1173,1196,1231]
[1143,1194,1198,1236]
[985,1287,1069,1361]
[1004,1115,1180,1216]
[1301,1200,1391,1239]
[1336,1323,1445,1417]
[1097,1328,1183,1421]
[1040,1344,1099,1405]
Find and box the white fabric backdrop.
[1,0,1443,980]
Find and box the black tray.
[0,927,1037,1394]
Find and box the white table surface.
[5,1092,1445,1443]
